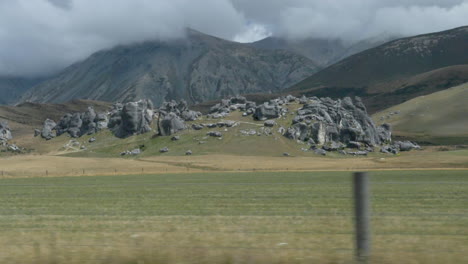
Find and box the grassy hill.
[289,26,468,113]
[373,82,468,144]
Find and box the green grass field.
[0,170,467,263]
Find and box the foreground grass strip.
[0,170,467,263]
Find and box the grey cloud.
[1,0,467,77]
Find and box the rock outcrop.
[253,100,285,120]
[109,100,154,138]
[158,112,186,136]
[157,100,202,136]
[0,121,13,145]
[284,96,392,147]
[209,96,257,118]
[41,119,57,140]
[42,107,109,139]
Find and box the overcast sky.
[1,0,467,77]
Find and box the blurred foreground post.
[353,172,371,261]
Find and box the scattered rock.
[185,150,192,155]
[240,129,257,136]
[7,144,21,152]
[314,148,327,156]
[89,137,96,143]
[348,151,368,156]
[159,147,169,153]
[394,141,420,151]
[171,135,180,141]
[283,152,290,157]
[207,131,222,137]
[131,148,141,155]
[264,120,276,127]
[34,129,41,137]
[192,124,204,130]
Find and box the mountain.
[289,26,468,112]
[373,82,468,145]
[251,35,396,67]
[0,77,44,105]
[20,29,319,106]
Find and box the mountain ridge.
[289,26,468,112]
[20,29,319,106]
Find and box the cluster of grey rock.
[280,96,418,155]
[253,95,295,121]
[209,96,256,118]
[283,97,391,145]
[120,148,142,156]
[36,106,108,140]
[37,99,156,140]
[191,120,237,131]
[0,120,12,146]
[381,141,421,154]
[157,100,202,136]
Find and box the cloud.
[0,0,246,77]
[0,0,467,77]
[234,23,271,43]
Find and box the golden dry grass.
[1,146,466,178]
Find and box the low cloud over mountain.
[1,0,467,77]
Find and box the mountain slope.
[0,77,44,105]
[251,35,396,67]
[20,30,319,106]
[290,26,468,112]
[373,82,468,145]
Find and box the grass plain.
[0,170,467,264]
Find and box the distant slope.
[373,82,468,145]
[251,35,396,67]
[290,26,468,112]
[0,77,44,105]
[20,29,318,106]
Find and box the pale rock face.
[284,96,389,146]
[0,120,13,144]
[109,99,154,138]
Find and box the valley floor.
[0,147,467,178]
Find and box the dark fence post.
[353,172,371,261]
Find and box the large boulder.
[80,107,97,135]
[394,141,421,151]
[159,112,186,136]
[253,102,281,120]
[41,119,57,140]
[109,100,154,138]
[0,121,13,145]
